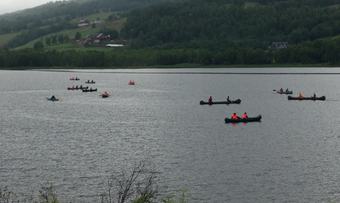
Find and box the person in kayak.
[242,112,248,119]
[313,93,316,99]
[279,88,283,93]
[208,96,213,104]
[51,95,56,100]
[298,92,304,98]
[231,113,240,120]
[285,88,289,93]
[226,96,231,102]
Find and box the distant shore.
[1,63,340,71]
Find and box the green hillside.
[1,0,340,67]
[0,0,167,48]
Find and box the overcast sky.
[0,0,57,14]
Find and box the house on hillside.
[106,44,124,48]
[77,33,113,46]
[78,19,90,27]
[269,42,288,50]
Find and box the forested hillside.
[1,0,340,67]
[0,0,169,48]
[122,0,340,49]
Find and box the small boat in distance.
[274,89,293,95]
[82,88,98,92]
[70,77,80,81]
[128,80,135,85]
[47,96,59,102]
[100,91,110,98]
[67,86,89,90]
[85,80,96,84]
[225,115,262,123]
[288,95,326,101]
[200,99,241,105]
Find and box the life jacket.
[231,114,238,120]
[242,114,248,119]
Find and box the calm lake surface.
[1,68,340,202]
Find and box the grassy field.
[15,17,127,50]
[70,11,114,24]
[0,32,19,47]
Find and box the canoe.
[70,78,80,81]
[200,99,241,105]
[276,90,293,95]
[82,88,97,92]
[85,81,96,84]
[47,97,59,102]
[288,96,326,101]
[225,115,262,123]
[67,86,89,90]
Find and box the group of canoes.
[48,77,111,101]
[200,96,261,123]
[276,88,326,101]
[48,77,138,101]
[203,88,326,124]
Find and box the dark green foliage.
[1,38,339,68]
[122,0,340,48]
[33,41,44,50]
[75,32,82,40]
[6,22,74,48]
[0,0,171,34]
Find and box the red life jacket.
[231,114,238,120]
[242,114,248,119]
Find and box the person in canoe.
[226,96,231,102]
[298,92,304,98]
[313,93,316,99]
[242,112,248,119]
[231,113,240,120]
[285,88,289,93]
[279,88,283,93]
[208,96,213,104]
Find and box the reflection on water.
[0,68,340,202]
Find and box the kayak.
[85,81,96,84]
[200,99,241,105]
[288,96,326,101]
[276,90,293,95]
[47,97,59,102]
[101,94,110,98]
[82,88,97,92]
[225,115,262,123]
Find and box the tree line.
[1,37,340,68]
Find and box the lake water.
[1,68,340,202]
